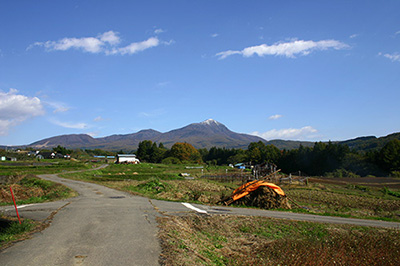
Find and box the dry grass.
[284,184,400,220]
[0,175,76,205]
[158,214,400,266]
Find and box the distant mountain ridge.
[28,119,268,151]
[13,119,400,152]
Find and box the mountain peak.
[200,119,221,126]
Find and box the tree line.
[9,139,396,177]
[134,139,400,177]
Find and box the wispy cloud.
[154,28,165,34]
[29,31,164,55]
[251,126,318,140]
[0,89,44,135]
[216,39,349,59]
[138,109,165,118]
[156,81,170,87]
[211,33,219,38]
[51,119,89,129]
[108,37,160,55]
[349,34,359,39]
[380,52,400,62]
[269,114,283,120]
[87,132,98,137]
[94,116,104,122]
[45,101,70,113]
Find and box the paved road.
[0,173,161,266]
[1,170,400,265]
[157,201,400,229]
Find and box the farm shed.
[116,154,140,164]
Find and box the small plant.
[382,187,400,198]
[390,171,400,178]
[136,179,166,194]
[0,219,35,244]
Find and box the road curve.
[1,167,399,265]
[0,172,161,266]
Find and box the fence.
[200,174,252,183]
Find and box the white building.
[116,154,140,164]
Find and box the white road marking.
[182,203,208,214]
[11,203,38,210]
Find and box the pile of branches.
[233,186,291,209]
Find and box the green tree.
[379,139,400,171]
[169,142,202,163]
[52,145,72,155]
[247,141,280,164]
[136,140,154,162]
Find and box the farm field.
[1,161,399,265]
[61,163,400,222]
[0,160,96,206]
[59,162,400,264]
[158,214,400,265]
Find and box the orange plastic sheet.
[232,180,285,202]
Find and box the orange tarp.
[232,180,285,201]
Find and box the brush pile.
[233,186,291,209]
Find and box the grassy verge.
[0,175,77,206]
[0,159,95,177]
[282,183,400,221]
[0,218,39,248]
[158,214,400,266]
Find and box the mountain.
[152,119,263,148]
[28,119,266,151]
[29,134,98,149]
[340,133,400,152]
[19,120,400,152]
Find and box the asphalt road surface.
[1,169,400,265]
[0,172,161,266]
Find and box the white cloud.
[108,37,160,55]
[87,132,98,137]
[37,37,104,53]
[30,31,162,55]
[51,119,88,129]
[0,89,45,135]
[162,39,175,46]
[99,31,120,45]
[216,50,242,60]
[211,33,219,38]
[380,52,400,62]
[269,114,283,120]
[94,116,104,122]
[138,108,165,117]
[154,28,164,34]
[251,126,318,140]
[45,101,70,113]
[156,81,170,87]
[217,39,349,59]
[349,34,359,39]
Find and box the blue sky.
[0,0,399,146]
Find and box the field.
[158,215,400,266]
[0,160,94,206]
[2,161,400,264]
[61,163,400,222]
